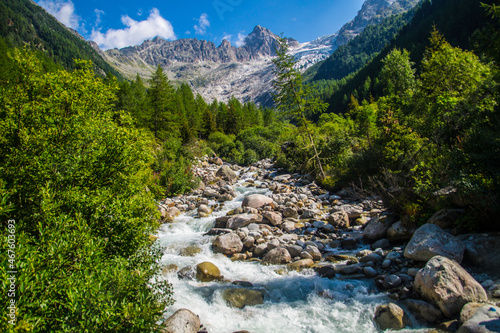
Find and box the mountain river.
[156,171,429,333]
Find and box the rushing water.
[156,176,427,333]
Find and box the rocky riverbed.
[156,157,500,333]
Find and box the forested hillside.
[0,0,121,77]
[304,8,416,82]
[312,0,498,114]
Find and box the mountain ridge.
[102,0,421,105]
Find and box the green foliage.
[320,0,497,114]
[152,137,197,197]
[306,9,416,82]
[272,36,328,178]
[0,50,173,332]
[380,48,416,98]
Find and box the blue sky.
[36,0,366,50]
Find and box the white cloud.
[222,34,232,41]
[194,13,210,35]
[94,9,104,27]
[38,0,81,30]
[91,8,176,50]
[235,32,246,47]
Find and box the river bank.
[156,157,500,333]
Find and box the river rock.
[334,204,363,219]
[387,221,416,242]
[216,165,238,182]
[371,238,391,250]
[213,233,243,255]
[359,252,383,264]
[304,245,322,261]
[242,194,273,209]
[460,302,485,324]
[457,305,500,333]
[261,247,292,265]
[363,266,378,277]
[180,245,202,257]
[196,262,222,282]
[363,216,392,242]
[282,220,300,233]
[460,233,500,277]
[301,209,320,219]
[253,243,268,257]
[243,236,255,248]
[222,288,264,309]
[160,205,181,222]
[414,256,488,318]
[262,211,283,226]
[315,265,336,279]
[428,209,465,229]
[340,238,358,250]
[327,211,350,229]
[283,207,299,219]
[226,214,263,230]
[336,263,361,275]
[404,224,465,263]
[177,266,196,280]
[404,299,443,323]
[286,245,303,258]
[374,303,406,330]
[287,259,314,271]
[161,308,200,333]
[197,204,212,218]
[383,274,403,289]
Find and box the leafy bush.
[0,50,173,332]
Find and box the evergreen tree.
[272,36,328,179]
[148,65,177,140]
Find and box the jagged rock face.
[102,0,420,106]
[109,25,283,68]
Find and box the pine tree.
[272,36,328,179]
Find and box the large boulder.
[216,165,238,182]
[404,223,465,263]
[374,303,406,330]
[363,216,392,242]
[404,299,443,323]
[212,233,243,255]
[428,209,465,229]
[196,262,222,282]
[242,194,273,209]
[161,308,200,333]
[387,221,415,242]
[222,288,264,309]
[226,213,263,229]
[261,247,292,265]
[457,305,500,333]
[460,233,500,277]
[414,256,488,318]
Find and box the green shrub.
[0,50,173,332]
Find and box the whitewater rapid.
[156,178,427,333]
